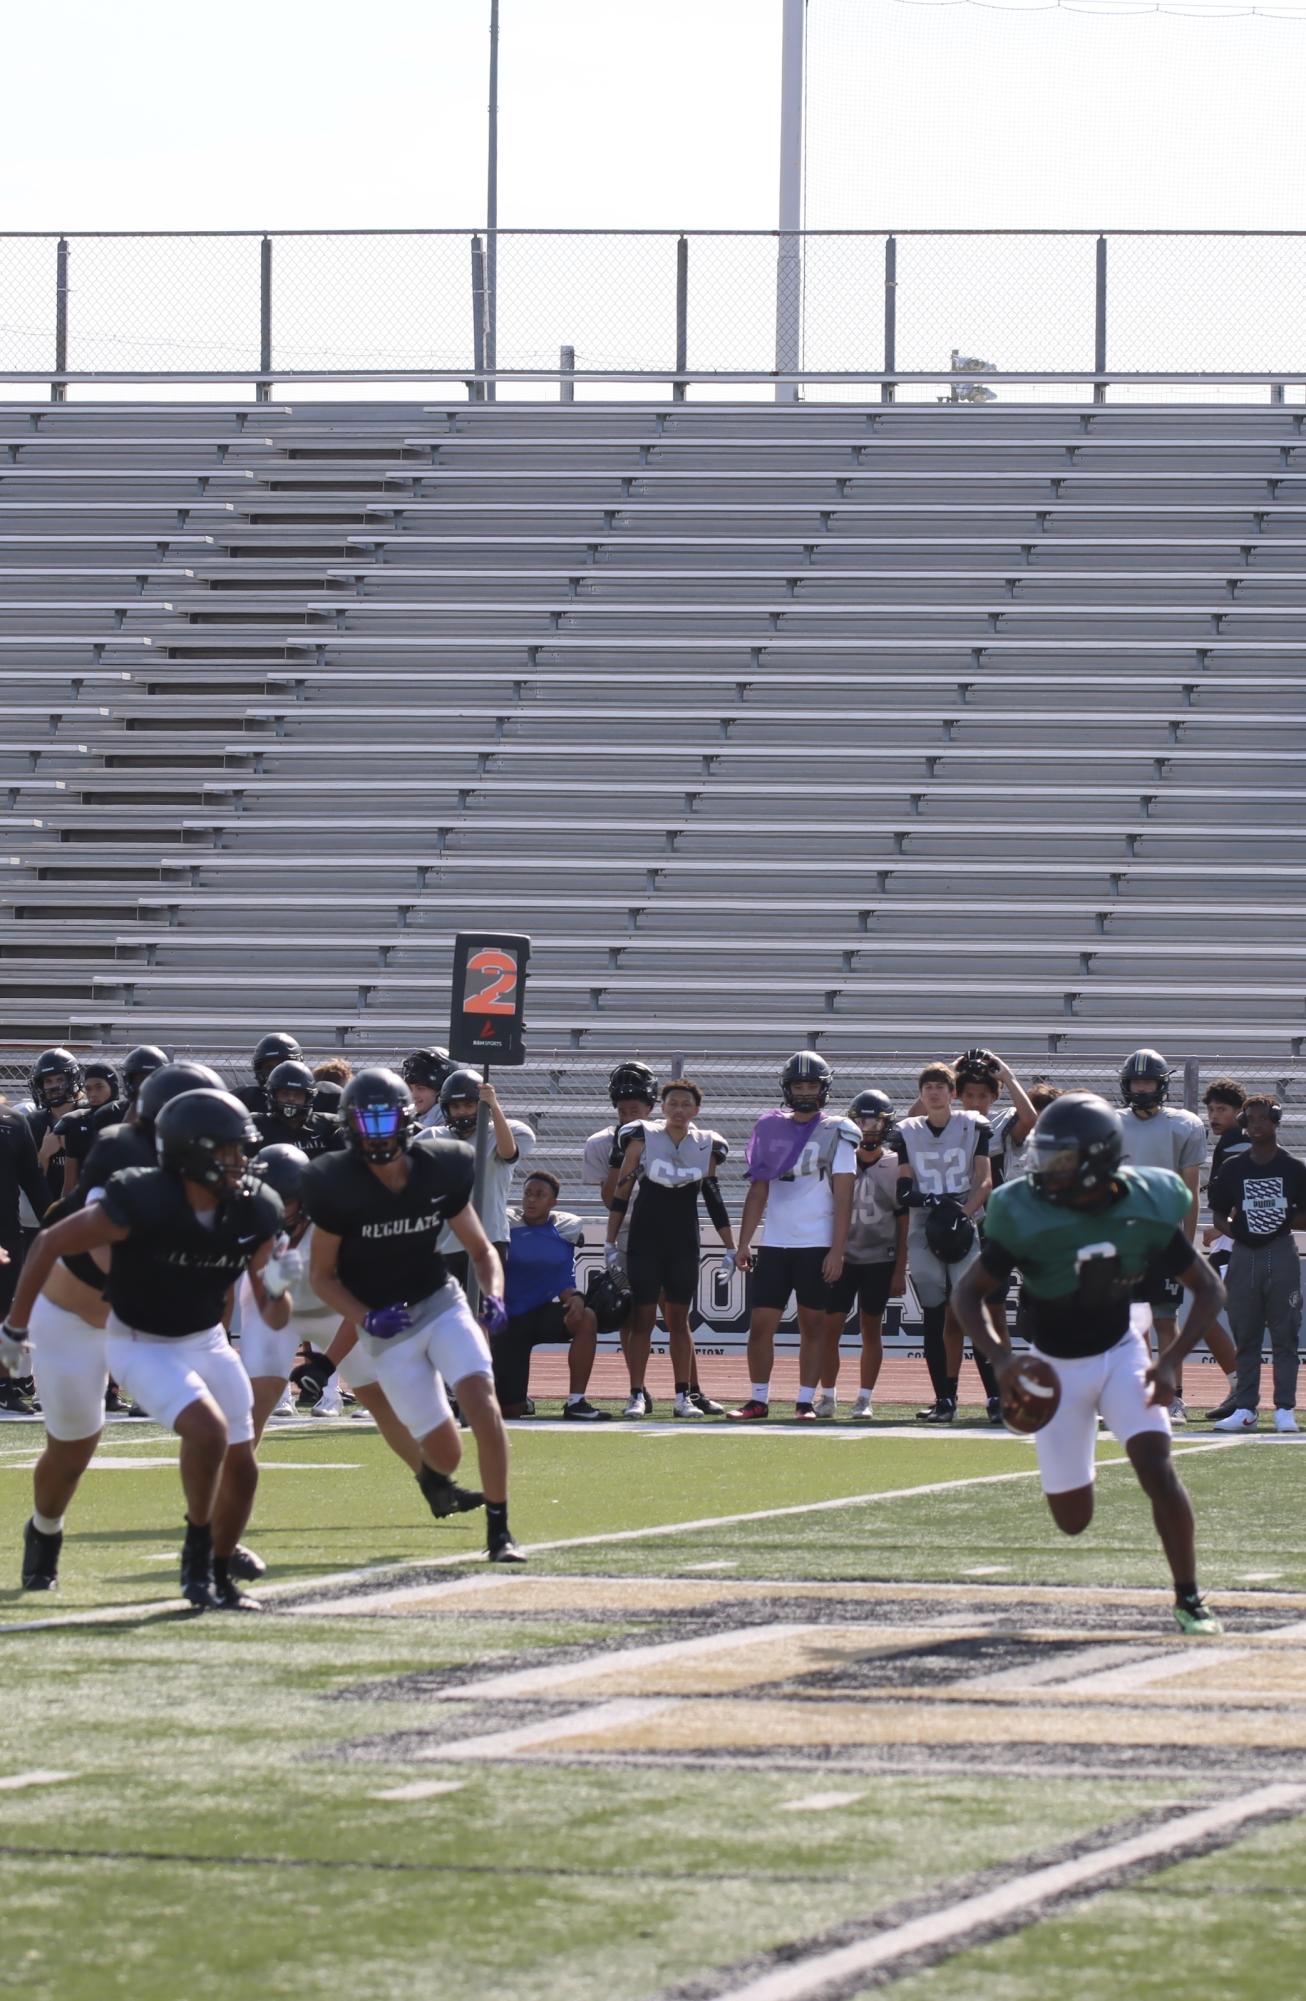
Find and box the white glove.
[603,1244,622,1270]
[0,1325,32,1378]
[719,1252,738,1279]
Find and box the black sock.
[944,1376,959,1404]
[486,1501,510,1541]
[184,1518,212,1552]
[213,1554,232,1587]
[922,1307,947,1400]
[419,1463,453,1492]
[975,1351,999,1399]
[1175,1580,1199,1604]
[675,1381,690,1397]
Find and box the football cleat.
[269,1385,299,1421]
[922,1397,956,1425]
[1204,1393,1240,1426]
[916,1398,942,1422]
[417,1464,485,1519]
[225,1543,267,1581]
[727,1399,769,1422]
[0,1378,35,1419]
[850,1397,874,1422]
[1169,1398,1189,1426]
[1274,1408,1300,1434]
[21,1518,61,1591]
[563,1397,611,1421]
[622,1389,651,1419]
[487,1531,528,1564]
[987,1396,1005,1427]
[103,1385,127,1416]
[1174,1596,1223,1638]
[1212,1408,1258,1433]
[310,1379,343,1419]
[792,1402,818,1422]
[179,1531,216,1612]
[689,1389,725,1416]
[673,1392,703,1419]
[211,1564,264,1612]
[812,1391,838,1420]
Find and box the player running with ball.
[952,1093,1227,1637]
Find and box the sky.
[0,1,1301,392]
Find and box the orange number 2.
[463,947,519,1017]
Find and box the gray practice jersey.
[844,1150,901,1264]
[438,1116,536,1252]
[895,1110,991,1245]
[1119,1105,1207,1177]
[584,1123,635,1248]
[617,1119,729,1190]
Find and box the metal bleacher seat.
[1,398,1305,1063]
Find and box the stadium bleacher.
[2,396,1304,1138]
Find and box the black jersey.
[0,1107,48,1239]
[57,1099,130,1177]
[302,1134,475,1309]
[88,1096,131,1140]
[62,1123,156,1293]
[254,1108,344,1158]
[25,1105,79,1208]
[234,1082,266,1114]
[99,1166,283,1337]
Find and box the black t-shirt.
[1208,1125,1251,1188]
[0,1109,48,1239]
[61,1123,156,1292]
[25,1105,77,1208]
[302,1135,475,1309]
[100,1167,283,1336]
[57,1099,130,1173]
[254,1109,344,1158]
[1209,1147,1306,1247]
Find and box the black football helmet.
[122,1045,170,1100]
[30,1047,83,1109]
[252,1031,303,1084]
[136,1061,225,1129]
[251,1142,309,1206]
[954,1047,1001,1093]
[781,1051,832,1109]
[400,1047,457,1093]
[1120,1048,1171,1111]
[439,1068,484,1139]
[585,1265,633,1334]
[265,1059,317,1126]
[1029,1092,1125,1205]
[82,1058,122,1104]
[342,1067,417,1163]
[608,1060,658,1109]
[848,1087,895,1142]
[155,1088,261,1195]
[924,1199,976,1265]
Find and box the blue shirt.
[505,1219,577,1319]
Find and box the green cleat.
[1174,1596,1223,1638]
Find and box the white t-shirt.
[761,1131,858,1250]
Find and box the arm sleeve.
[972,1119,992,1158]
[701,1178,730,1232]
[1155,1228,1196,1279]
[978,1238,1017,1286]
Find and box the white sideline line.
[0,1770,73,1792]
[417,1698,675,1763]
[437,1622,824,1701]
[370,1778,466,1802]
[714,1781,1306,2001]
[1056,1645,1255,1695]
[779,1791,867,1814]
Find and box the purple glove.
[477,1293,508,1338]
[362,1302,412,1340]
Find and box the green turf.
[2,1418,1304,1999]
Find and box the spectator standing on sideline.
[814,1088,905,1421]
[728,1052,857,1424]
[438,1071,535,1285]
[1209,1095,1306,1434]
[1117,1049,1237,1423]
[1200,1077,1249,1426]
[399,1049,457,1131]
[493,1171,605,1420]
[311,1058,353,1118]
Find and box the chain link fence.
[2,230,1306,396]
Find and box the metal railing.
[2,228,1306,402]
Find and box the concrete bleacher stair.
[1,397,1302,1093]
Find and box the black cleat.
[922,1397,957,1425]
[562,1397,611,1421]
[211,1562,264,1612]
[417,1463,485,1520]
[487,1531,527,1565]
[0,1378,35,1419]
[103,1384,127,1415]
[987,1396,1005,1427]
[21,1518,61,1591]
[689,1389,725,1416]
[225,1542,267,1581]
[180,1528,216,1611]
[916,1398,941,1422]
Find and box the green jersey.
[980,1164,1193,1359]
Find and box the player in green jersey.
[953,1093,1227,1637]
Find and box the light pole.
[775,0,805,404]
[486,0,499,402]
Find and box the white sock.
[751,1383,771,1404]
[33,1510,63,1536]
[853,1389,871,1405]
[565,1392,582,1406]
[798,1384,816,1404]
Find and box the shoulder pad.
[708,1132,730,1163]
[832,1117,861,1149]
[552,1209,585,1246]
[617,1122,646,1151]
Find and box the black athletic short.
[752,1243,832,1313]
[1138,1271,1184,1314]
[627,1236,699,1308]
[825,1259,895,1320]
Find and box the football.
[1001,1357,1063,1434]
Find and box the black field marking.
[652,1786,1306,2001]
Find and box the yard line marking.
[1266,1618,1306,1639]
[967,1643,1150,1691]
[710,1781,1306,2001]
[961,1565,1011,1577]
[369,1779,467,1802]
[1055,1646,1255,1695]
[0,1771,74,1792]
[682,1560,739,1572]
[417,1698,675,1762]
[779,1791,867,1814]
[436,1623,824,1701]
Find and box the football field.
[3,1411,1306,2001]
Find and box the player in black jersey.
[234,1031,305,1114]
[254,1059,344,1157]
[0,1105,48,1416]
[51,1059,121,1196]
[4,1088,281,1609]
[26,1048,86,1210]
[303,1069,523,1562]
